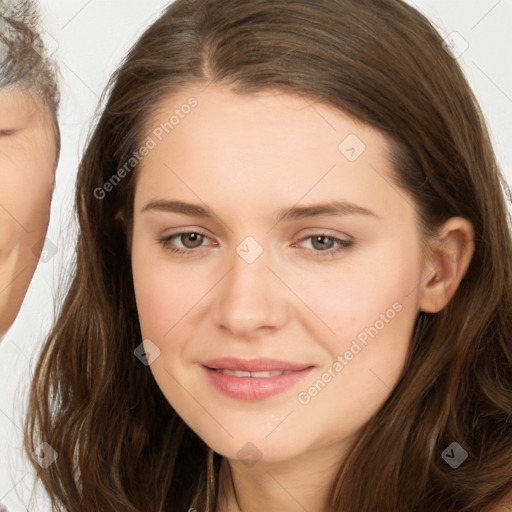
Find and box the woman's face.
[0,88,57,335]
[131,84,430,467]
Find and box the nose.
[211,245,290,338]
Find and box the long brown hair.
[25,0,512,510]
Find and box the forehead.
[148,85,374,143]
[140,85,389,179]
[133,84,416,227]
[0,86,48,121]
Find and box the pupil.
[314,236,333,250]
[183,233,203,248]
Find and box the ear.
[418,217,475,313]
[115,209,124,223]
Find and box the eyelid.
[161,228,213,242]
[158,229,216,252]
[158,229,354,258]
[293,232,353,253]
[295,228,353,241]
[158,230,350,245]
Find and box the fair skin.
[130,83,474,512]
[0,87,57,336]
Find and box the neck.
[216,441,348,512]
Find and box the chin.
[191,422,308,466]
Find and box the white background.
[0,1,511,509]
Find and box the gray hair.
[0,0,59,116]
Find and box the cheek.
[0,154,54,251]
[278,241,419,341]
[131,246,211,339]
[290,271,418,447]
[0,132,55,212]
[291,242,420,400]
[22,163,54,230]
[131,250,211,411]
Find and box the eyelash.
[157,231,354,258]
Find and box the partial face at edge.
[0,87,57,335]
[130,83,428,467]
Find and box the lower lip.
[201,365,314,401]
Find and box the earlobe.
[418,217,475,313]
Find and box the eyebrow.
[141,199,379,222]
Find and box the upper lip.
[202,357,313,372]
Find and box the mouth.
[201,357,314,401]
[210,369,297,378]
[202,356,312,373]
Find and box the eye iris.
[181,232,204,249]
[312,235,334,251]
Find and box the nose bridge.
[212,238,289,335]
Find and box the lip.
[202,357,312,372]
[201,358,314,401]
